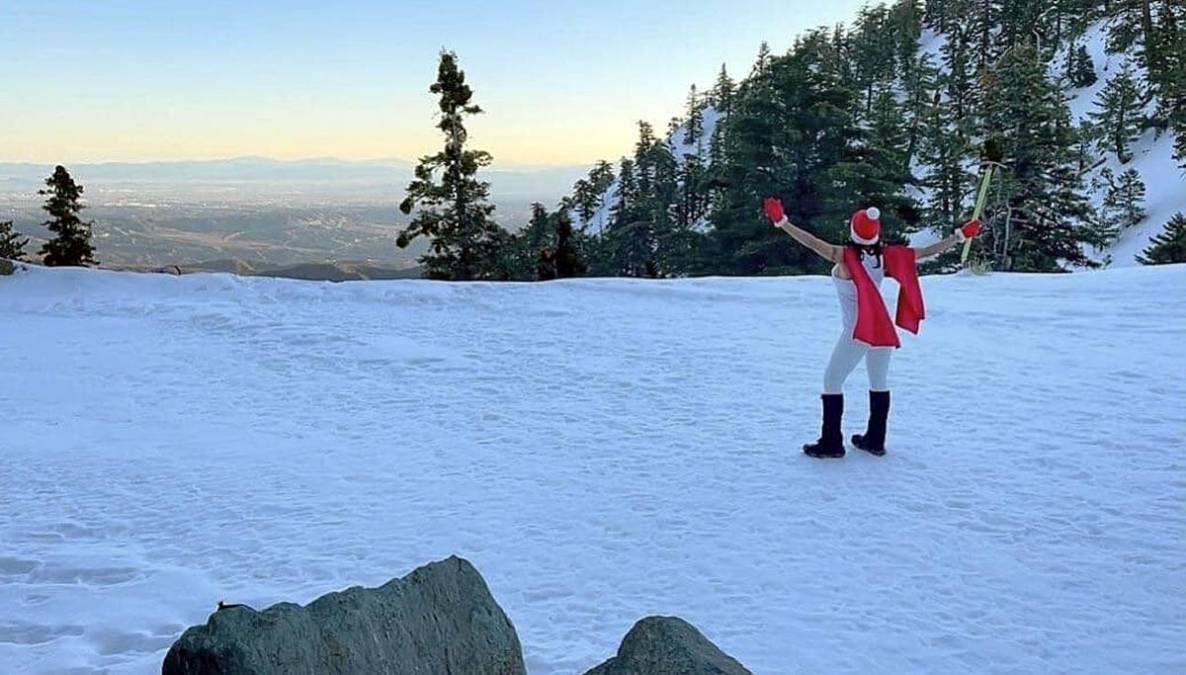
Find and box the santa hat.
[850,207,881,245]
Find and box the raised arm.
[913,218,982,260]
[763,198,842,264]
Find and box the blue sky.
[1,1,869,165]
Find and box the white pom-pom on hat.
[866,206,880,220]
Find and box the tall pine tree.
[39,166,97,267]
[1090,64,1144,163]
[396,51,504,280]
[982,45,1095,270]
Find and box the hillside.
[566,8,1184,271]
[2,263,1184,673]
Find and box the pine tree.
[570,178,597,228]
[0,221,28,261]
[924,0,955,33]
[39,166,97,267]
[826,88,918,237]
[920,89,972,234]
[712,64,735,113]
[1153,3,1186,169]
[1137,212,1186,264]
[903,53,940,164]
[685,85,704,146]
[1068,44,1097,88]
[752,41,772,77]
[1100,167,1148,232]
[396,51,505,280]
[552,211,587,279]
[1177,123,1186,171]
[982,44,1095,270]
[1090,64,1144,163]
[708,28,860,275]
[940,20,978,141]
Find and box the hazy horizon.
[3,1,867,166]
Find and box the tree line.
[394,0,1186,278]
[6,1,1183,271]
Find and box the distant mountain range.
[0,156,588,201]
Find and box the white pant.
[823,336,892,394]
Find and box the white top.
[832,250,885,330]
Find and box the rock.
[584,616,751,675]
[0,259,14,276]
[162,556,525,675]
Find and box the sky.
[1,1,869,167]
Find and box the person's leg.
[854,347,893,455]
[865,347,892,393]
[823,336,868,394]
[807,336,867,458]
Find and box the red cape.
[843,245,925,348]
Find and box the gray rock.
[162,556,525,675]
[0,259,14,276]
[585,616,751,675]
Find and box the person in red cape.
[763,197,981,458]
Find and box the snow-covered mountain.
[576,18,1183,268]
[1049,19,1184,265]
[2,262,1184,673]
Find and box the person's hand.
[763,197,786,225]
[956,218,981,242]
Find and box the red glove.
[957,218,981,241]
[763,197,786,225]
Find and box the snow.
[1093,128,1184,265]
[1053,18,1186,266]
[3,264,1185,673]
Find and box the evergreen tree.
[0,221,28,261]
[684,85,704,146]
[551,211,587,279]
[826,88,918,237]
[570,178,598,227]
[752,41,772,77]
[712,64,735,113]
[1154,3,1186,169]
[982,45,1095,270]
[709,29,860,275]
[396,50,504,280]
[1068,44,1097,88]
[603,156,655,277]
[924,0,955,33]
[1137,212,1186,264]
[940,20,978,141]
[1100,167,1148,232]
[1090,64,1144,163]
[903,54,940,163]
[919,90,972,233]
[39,166,97,267]
[1177,122,1186,171]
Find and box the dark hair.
[846,242,883,268]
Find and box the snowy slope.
[3,265,1185,673]
[585,20,1183,266]
[1053,19,1185,266]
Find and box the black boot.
[852,390,890,456]
[803,394,845,458]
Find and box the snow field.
[1,264,1184,673]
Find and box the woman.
[762,197,981,458]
